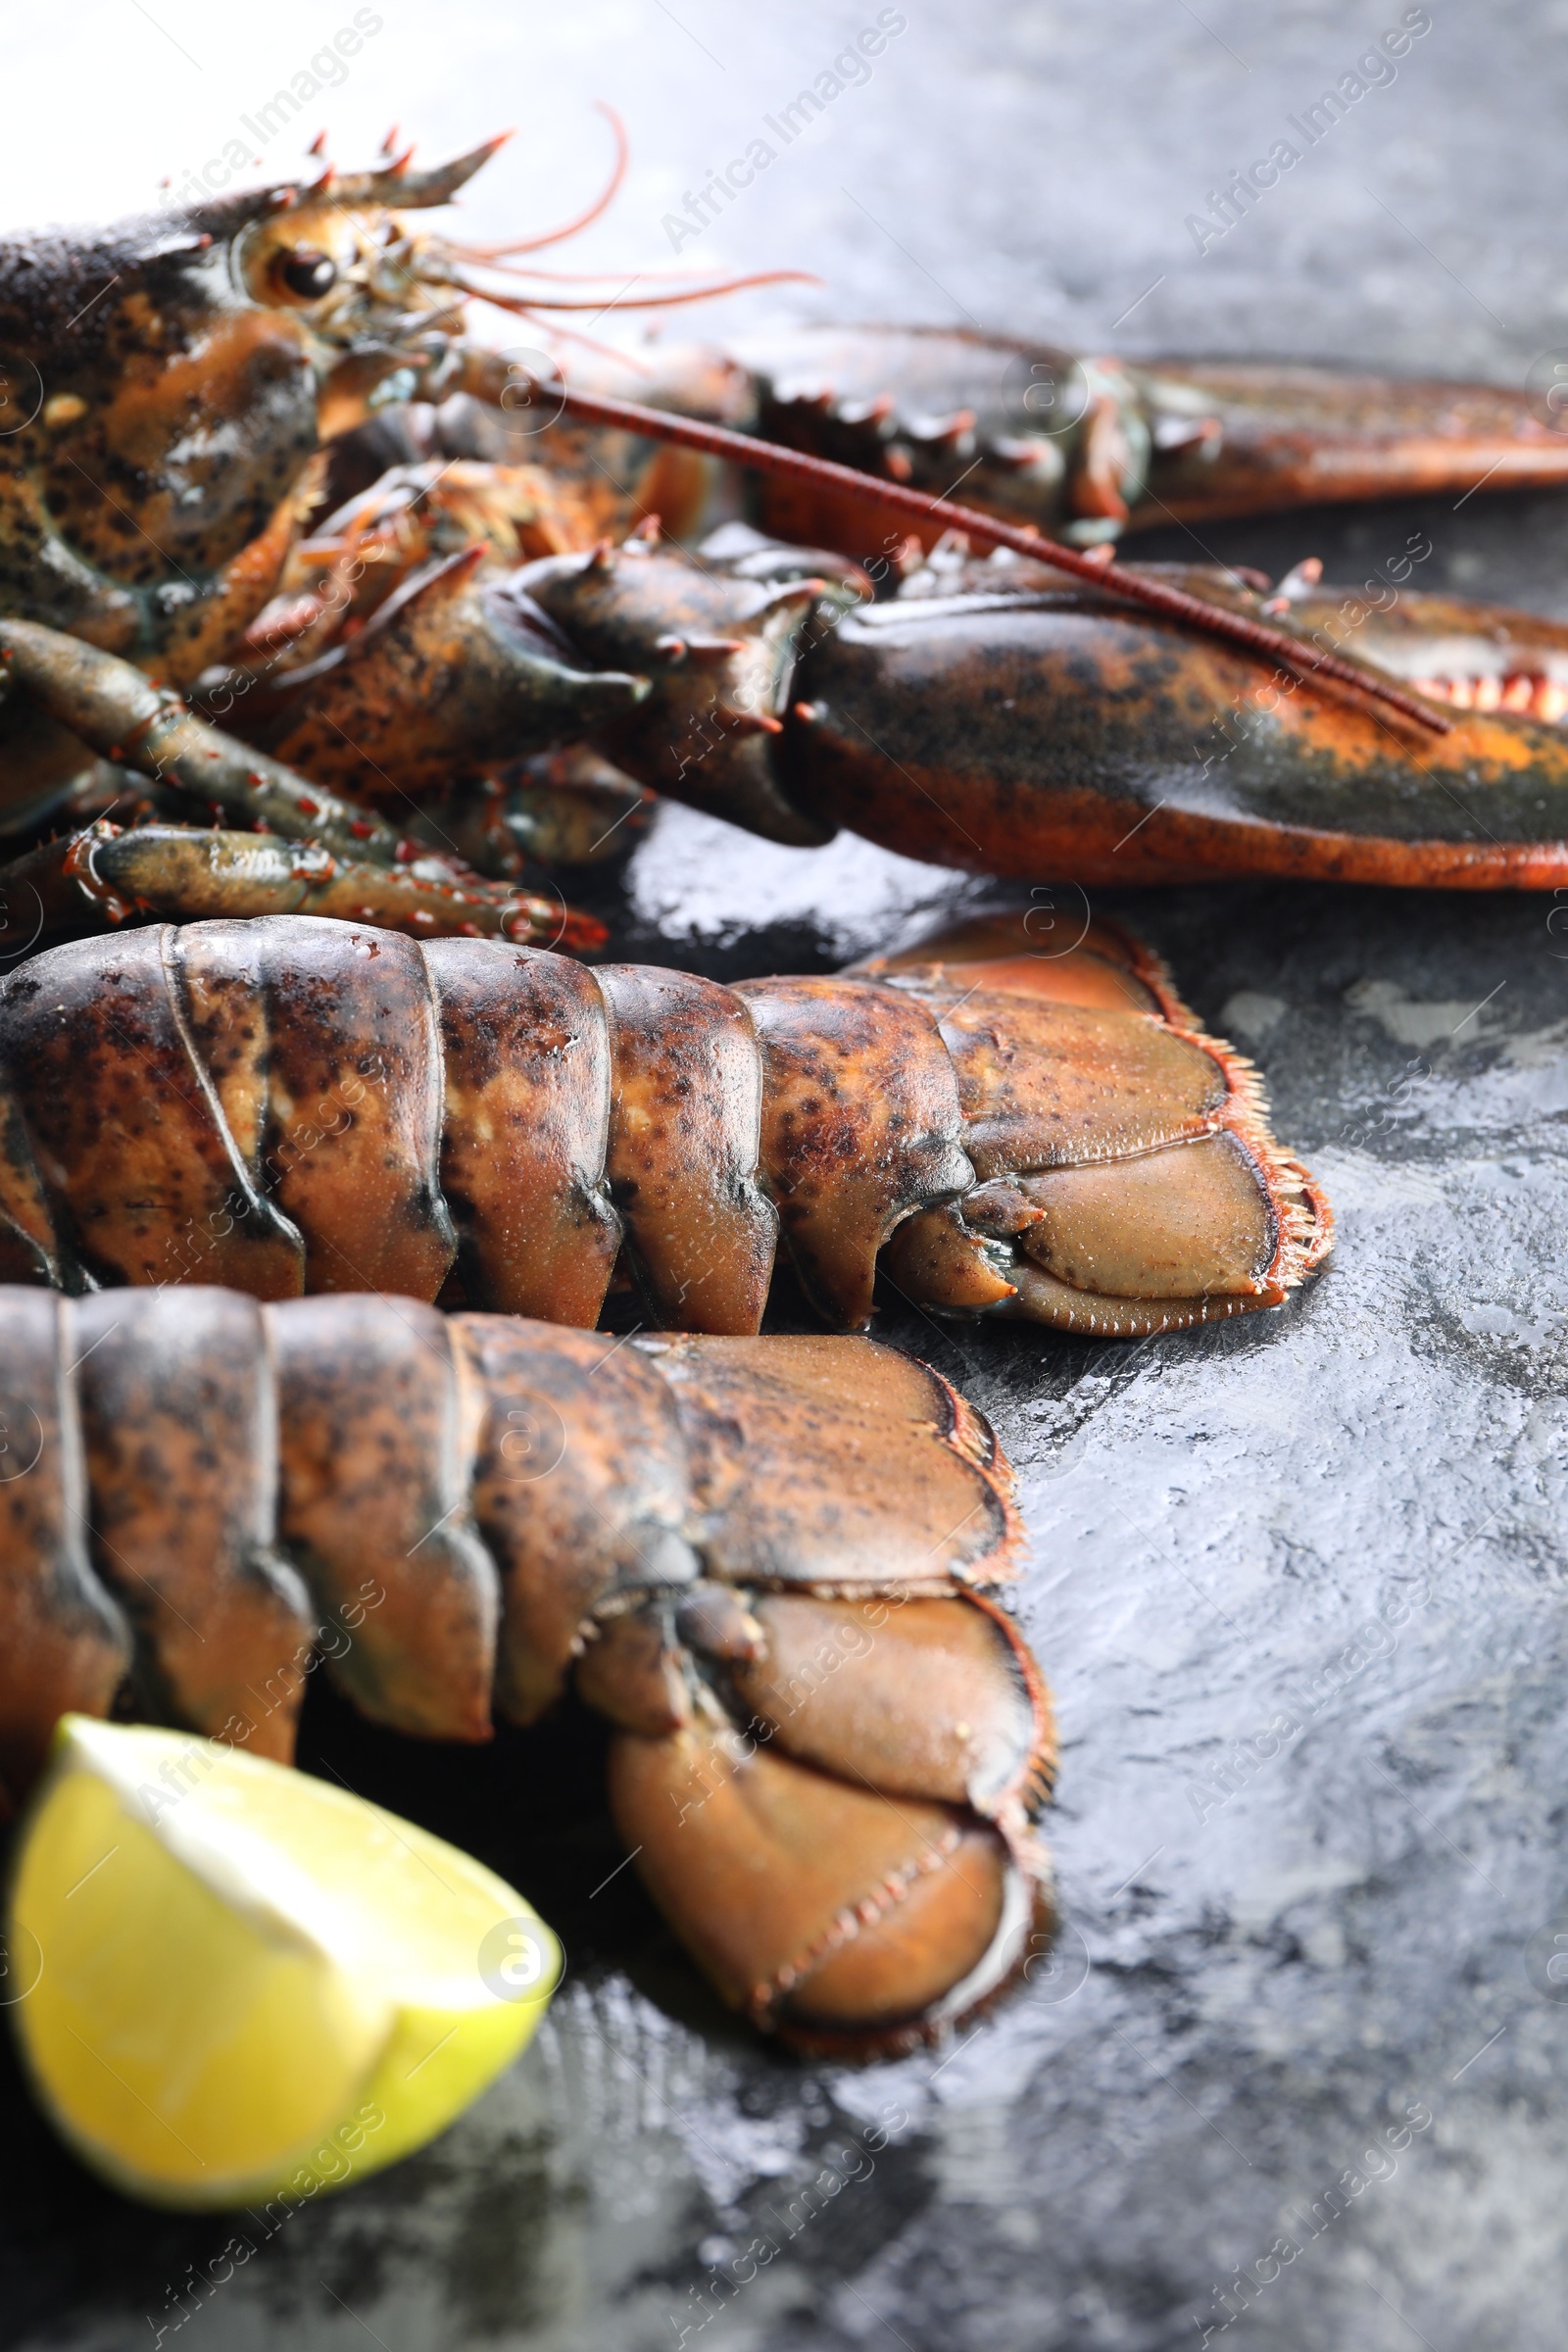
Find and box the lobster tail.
[609,1722,1044,2054]
[0,1289,1054,2052]
[859,909,1333,1336]
[603,1334,1049,2052]
[0,911,1327,1336]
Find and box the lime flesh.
[8,1717,560,2208]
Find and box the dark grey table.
[6,5,1567,2346]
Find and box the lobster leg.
[26,419,1544,902]
[0,619,422,869]
[0,824,597,955]
[181,452,669,833]
[0,1288,1054,2055]
[0,623,606,948]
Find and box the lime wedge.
[6,1717,561,2208]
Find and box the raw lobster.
[0,1283,1052,2056]
[6,132,1568,929]
[0,907,1329,1339]
[644,322,1568,545]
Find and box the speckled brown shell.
[0,1286,1052,2054]
[0,912,1329,1340]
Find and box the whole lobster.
[5,128,1568,950]
[0,1284,1052,2055]
[0,908,1329,1339]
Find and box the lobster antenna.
[496,312,662,368]
[458,258,808,283]
[442,266,815,314]
[463,102,630,259]
[544,384,1451,738]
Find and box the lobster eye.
[274,249,338,301]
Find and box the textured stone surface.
[4,4,1567,2348]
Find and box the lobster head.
[0,122,796,681]
[204,112,804,411]
[219,137,517,369]
[0,135,555,669]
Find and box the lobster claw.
[722,326,1568,542]
[781,560,1568,887]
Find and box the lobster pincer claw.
[518,533,853,846]
[781,558,1568,888]
[719,326,1568,544]
[1128,359,1568,529]
[235,547,651,798]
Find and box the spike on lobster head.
[0,135,508,432]
[200,134,515,359]
[188,109,808,382]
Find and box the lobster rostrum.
[0,906,1329,1340]
[6,131,1568,936]
[0,1284,1052,2054]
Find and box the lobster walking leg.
[0,823,594,956]
[0,912,1329,1336]
[0,619,419,870]
[0,1288,1054,2055]
[0,623,608,948]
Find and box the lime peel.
[7,1716,561,2209]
